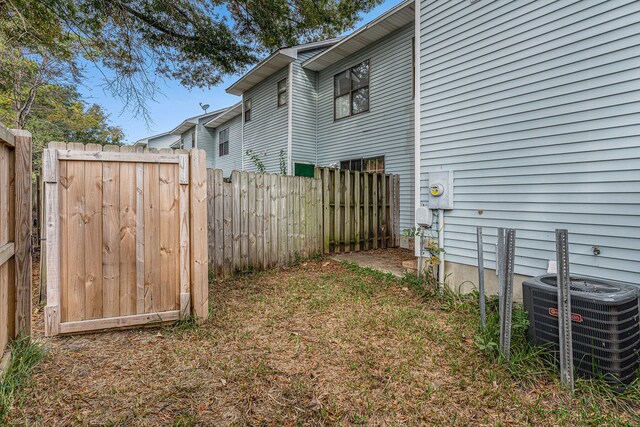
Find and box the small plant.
[279,149,287,175]
[292,251,302,266]
[0,336,45,420]
[245,149,266,173]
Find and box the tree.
[0,80,124,173]
[0,0,382,117]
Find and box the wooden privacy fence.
[43,143,208,337]
[318,168,400,253]
[206,168,400,278]
[0,125,32,376]
[208,170,322,278]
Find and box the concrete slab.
[330,248,416,277]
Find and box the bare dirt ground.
[8,255,640,426]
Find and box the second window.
[334,60,370,120]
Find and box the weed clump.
[0,336,45,421]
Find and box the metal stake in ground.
[556,229,574,391]
[476,227,486,328]
[500,228,516,361]
[497,228,506,345]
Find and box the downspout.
[413,0,422,257]
[287,62,294,175]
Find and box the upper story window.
[277,78,287,107]
[218,128,229,157]
[334,60,370,120]
[244,98,252,122]
[191,132,196,147]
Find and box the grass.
[0,336,45,422]
[8,259,640,425]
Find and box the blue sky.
[77,0,403,144]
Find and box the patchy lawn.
[6,259,640,425]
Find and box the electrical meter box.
[415,206,433,228]
[428,171,454,210]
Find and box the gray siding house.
[305,1,415,239]
[203,102,243,177]
[220,2,417,247]
[226,40,340,174]
[168,109,225,155]
[415,0,640,293]
[133,131,179,150]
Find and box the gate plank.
[222,182,232,278]
[118,146,137,316]
[66,142,86,321]
[189,149,208,321]
[84,143,103,320]
[102,145,120,318]
[159,155,179,311]
[59,310,180,335]
[144,152,161,313]
[135,148,145,314]
[344,171,351,252]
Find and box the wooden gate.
[43,143,208,336]
[0,126,32,376]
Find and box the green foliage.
[1,0,383,115]
[245,149,266,173]
[0,336,45,422]
[279,148,287,175]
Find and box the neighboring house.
[415,0,640,292]
[168,109,227,156]
[133,131,180,150]
[203,102,243,177]
[226,38,341,174]
[221,2,416,246]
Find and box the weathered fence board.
[43,144,208,336]
[0,125,32,373]
[319,168,399,254]
[208,170,322,278]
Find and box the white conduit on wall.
[438,209,445,287]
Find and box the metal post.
[497,228,506,345]
[556,229,574,391]
[500,228,516,361]
[476,227,486,328]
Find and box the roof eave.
[302,0,415,72]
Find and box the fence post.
[556,229,574,391]
[189,149,208,321]
[13,130,32,338]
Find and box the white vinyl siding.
[243,66,289,173]
[418,0,640,284]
